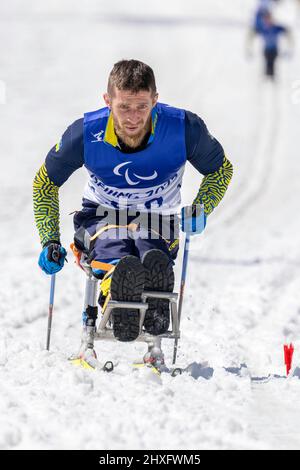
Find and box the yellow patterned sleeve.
[33,163,60,247]
[193,156,233,216]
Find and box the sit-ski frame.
[82,265,180,366]
[79,229,191,367]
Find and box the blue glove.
[38,242,67,275]
[181,204,206,235]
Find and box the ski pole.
[172,233,191,364]
[46,273,56,351]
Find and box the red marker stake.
[284,343,294,376]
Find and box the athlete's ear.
[152,93,159,107]
[103,93,111,108]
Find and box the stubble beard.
[114,115,151,149]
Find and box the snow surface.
[1,0,300,450]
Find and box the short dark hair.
[107,60,157,95]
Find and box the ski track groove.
[210,79,284,232]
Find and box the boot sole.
[110,256,145,342]
[142,250,174,335]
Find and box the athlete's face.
[103,87,158,148]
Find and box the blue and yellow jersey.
[82,104,186,210]
[33,103,233,246]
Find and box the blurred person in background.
[247,8,293,79]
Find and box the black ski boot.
[110,255,145,342]
[142,249,175,335]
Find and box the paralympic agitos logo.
[113,161,158,186]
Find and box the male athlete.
[33,60,233,353]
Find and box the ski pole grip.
[52,248,60,263]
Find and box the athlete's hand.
[181,204,206,235]
[38,242,67,275]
